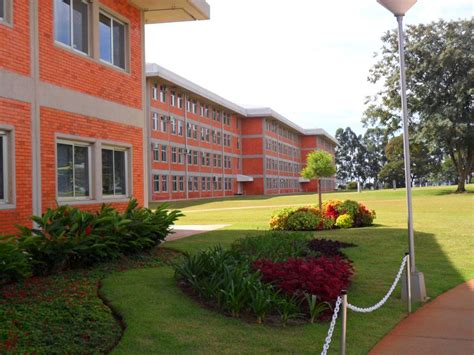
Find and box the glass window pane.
[74,146,89,197]
[0,0,5,20]
[102,149,114,195]
[113,20,125,69]
[0,136,4,200]
[99,13,112,63]
[55,0,71,46]
[114,150,126,195]
[72,0,89,53]
[57,143,74,197]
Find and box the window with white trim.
[152,143,159,161]
[160,85,166,103]
[0,131,8,203]
[152,83,158,100]
[99,11,126,69]
[177,94,183,109]
[54,0,90,55]
[57,141,91,199]
[161,175,168,192]
[0,0,5,22]
[179,176,184,191]
[172,176,177,192]
[161,145,168,162]
[170,91,176,106]
[153,175,160,192]
[152,112,159,131]
[102,147,128,196]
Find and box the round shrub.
[269,207,297,230]
[286,211,318,231]
[335,214,353,229]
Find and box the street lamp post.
[376,0,427,302]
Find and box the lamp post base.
[402,271,427,302]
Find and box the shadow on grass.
[101,226,468,354]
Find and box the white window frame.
[152,112,159,131]
[101,146,129,198]
[153,175,160,192]
[0,131,8,204]
[56,139,92,201]
[99,10,127,70]
[160,85,166,103]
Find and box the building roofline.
[146,63,338,144]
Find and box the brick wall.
[0,0,30,76]
[0,98,32,235]
[39,0,143,109]
[40,107,144,211]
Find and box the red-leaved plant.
[252,256,354,304]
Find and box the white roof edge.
[146,63,338,144]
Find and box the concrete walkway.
[165,224,230,242]
[370,279,474,355]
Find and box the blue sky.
[146,0,472,137]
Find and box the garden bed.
[173,233,357,326]
[269,199,376,231]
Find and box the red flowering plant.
[252,256,354,305]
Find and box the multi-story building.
[0,0,210,234]
[146,64,337,202]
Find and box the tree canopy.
[363,19,473,192]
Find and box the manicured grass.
[103,185,474,354]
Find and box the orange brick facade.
[146,73,337,202]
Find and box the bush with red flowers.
[253,256,354,305]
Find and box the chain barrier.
[347,255,408,313]
[320,296,342,355]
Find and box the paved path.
[370,279,474,355]
[165,224,230,242]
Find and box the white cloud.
[145,0,472,136]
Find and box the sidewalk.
[165,224,230,241]
[370,279,474,355]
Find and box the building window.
[206,177,211,191]
[171,147,177,163]
[170,117,176,134]
[152,83,158,100]
[178,120,183,136]
[170,91,176,106]
[102,147,127,196]
[179,176,184,191]
[161,175,168,192]
[54,0,90,55]
[201,177,206,191]
[153,143,159,161]
[152,112,159,131]
[186,122,192,138]
[193,151,198,165]
[188,176,193,191]
[161,145,167,162]
[99,12,126,69]
[192,101,197,114]
[153,175,160,192]
[193,176,199,191]
[0,0,5,22]
[177,94,183,109]
[172,176,177,192]
[0,131,8,203]
[57,141,91,199]
[159,85,166,102]
[160,115,167,132]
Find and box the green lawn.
[102,185,474,354]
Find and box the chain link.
[347,255,408,313]
[321,296,342,355]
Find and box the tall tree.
[301,150,336,210]
[363,127,388,188]
[335,127,368,185]
[364,19,474,192]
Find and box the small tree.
[301,150,336,210]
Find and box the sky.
[145,0,472,137]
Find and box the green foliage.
[301,150,336,180]
[304,293,329,323]
[347,181,358,190]
[173,246,290,322]
[364,19,474,192]
[231,232,315,262]
[0,236,32,284]
[335,214,353,229]
[2,200,182,279]
[286,211,318,231]
[269,207,297,230]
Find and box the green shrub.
[0,236,32,284]
[347,181,358,190]
[5,199,182,278]
[231,232,314,262]
[335,214,353,229]
[269,207,297,230]
[286,211,318,231]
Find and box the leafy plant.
[304,293,329,323]
[0,236,32,284]
[335,214,353,229]
[307,238,356,259]
[286,211,318,231]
